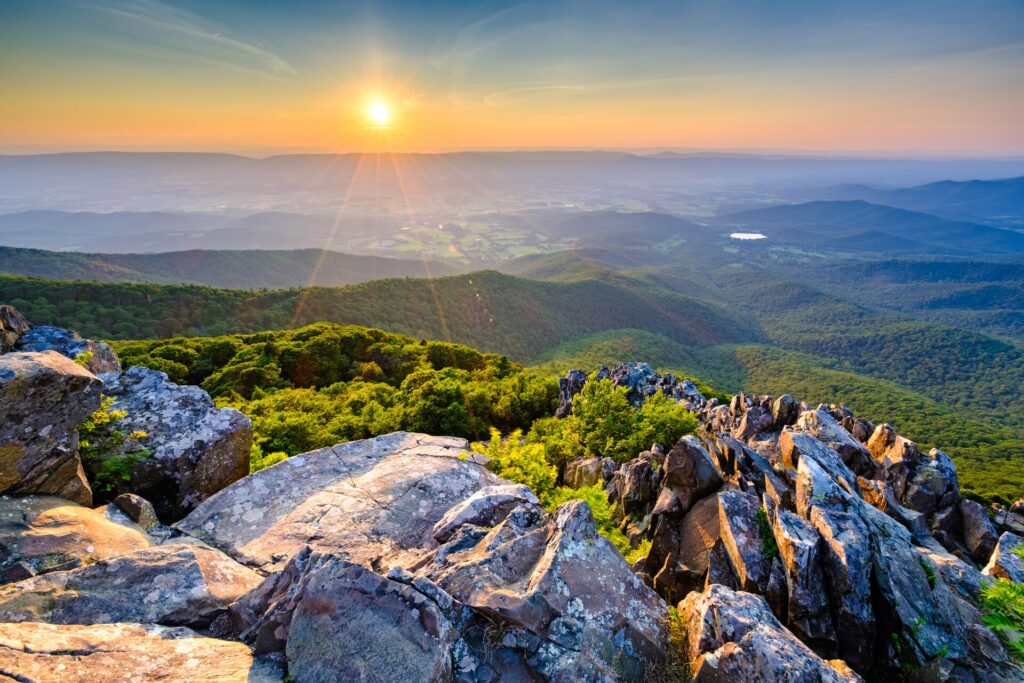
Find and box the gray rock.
[679,584,861,682]
[856,477,928,538]
[177,433,502,573]
[902,449,961,518]
[0,304,31,353]
[555,369,588,418]
[959,499,998,564]
[663,436,723,512]
[432,484,539,543]
[771,394,800,429]
[772,507,836,654]
[614,453,661,519]
[0,495,152,583]
[112,492,160,530]
[649,493,721,601]
[733,405,774,441]
[782,429,859,496]
[983,532,1024,583]
[99,366,252,521]
[794,409,874,476]
[0,543,261,627]
[14,325,121,374]
[564,457,603,488]
[0,351,101,504]
[718,490,771,594]
[0,622,282,682]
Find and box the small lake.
[730,232,767,240]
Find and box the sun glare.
[367,99,391,127]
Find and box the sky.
[2,0,1023,155]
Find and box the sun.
[367,99,391,127]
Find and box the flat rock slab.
[0,495,151,583]
[176,432,502,573]
[0,543,261,627]
[0,622,281,682]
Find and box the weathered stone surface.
[0,350,101,504]
[867,423,920,499]
[0,543,260,627]
[663,436,723,512]
[0,622,281,682]
[772,507,835,653]
[856,476,927,538]
[112,492,160,530]
[14,325,121,375]
[0,495,151,583]
[680,584,860,683]
[564,457,603,488]
[959,499,998,564]
[0,304,30,353]
[431,484,539,543]
[983,532,1024,583]
[177,433,502,573]
[796,456,875,672]
[771,394,800,429]
[555,369,588,418]
[718,490,771,594]
[794,409,874,476]
[903,449,961,518]
[416,499,668,681]
[783,429,859,496]
[99,366,252,521]
[733,405,774,441]
[614,452,661,519]
[650,493,721,601]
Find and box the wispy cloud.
[78,0,295,77]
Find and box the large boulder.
[14,325,121,375]
[983,532,1024,583]
[959,499,998,564]
[771,507,835,654]
[717,490,771,594]
[0,350,101,504]
[794,409,874,476]
[564,457,603,488]
[663,436,723,512]
[98,366,252,521]
[0,543,261,627]
[235,552,458,682]
[414,499,668,681]
[0,622,282,682]
[431,484,539,543]
[679,584,861,682]
[0,304,31,353]
[649,493,721,602]
[176,433,502,573]
[0,495,152,583]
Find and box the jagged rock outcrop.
[679,584,861,682]
[14,325,121,375]
[983,532,1024,583]
[98,366,252,522]
[0,495,152,583]
[0,622,282,682]
[0,304,30,353]
[556,363,705,417]
[0,351,101,504]
[0,543,261,627]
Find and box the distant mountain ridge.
[0,245,460,289]
[827,175,1024,223]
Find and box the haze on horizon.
[2,0,1024,156]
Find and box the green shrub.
[981,579,1024,661]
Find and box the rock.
[795,456,875,672]
[237,552,457,682]
[903,449,961,518]
[14,325,121,375]
[867,423,920,499]
[432,484,539,543]
[555,369,588,418]
[415,499,668,680]
[772,507,836,653]
[0,622,281,682]
[794,409,874,476]
[614,453,661,519]
[112,492,160,530]
[0,543,261,627]
[959,499,998,564]
[856,477,928,538]
[663,436,723,512]
[0,495,151,583]
[781,429,859,496]
[177,433,502,573]
[771,394,800,429]
[98,366,252,521]
[983,532,1024,583]
[717,490,771,594]
[0,350,101,504]
[733,405,774,441]
[564,457,603,488]
[649,494,721,602]
[679,584,861,682]
[0,304,31,353]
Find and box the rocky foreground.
[0,304,1022,682]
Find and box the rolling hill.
[0,246,461,289]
